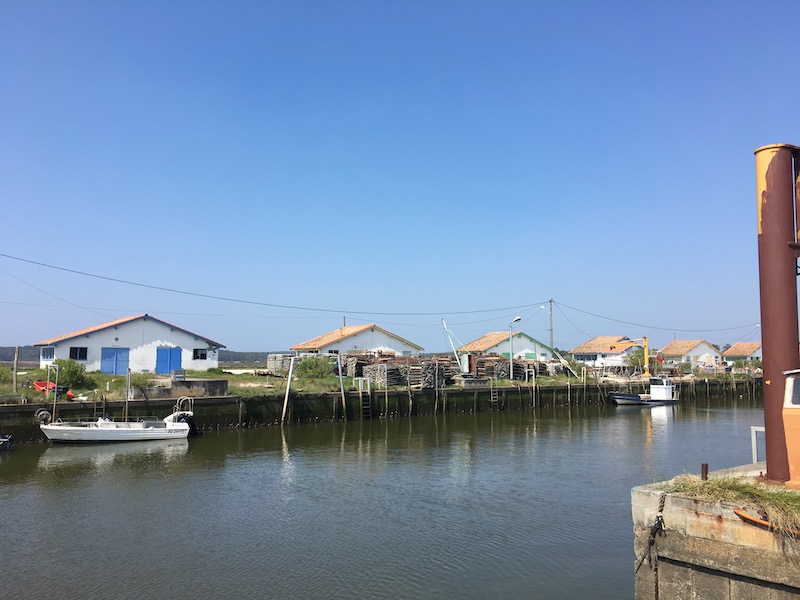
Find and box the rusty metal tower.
[754,144,800,482]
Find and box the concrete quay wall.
[633,476,800,599]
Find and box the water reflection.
[0,397,764,600]
[37,439,189,472]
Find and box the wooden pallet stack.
[398,361,424,387]
[345,355,372,378]
[486,358,509,379]
[362,362,404,387]
[266,353,293,372]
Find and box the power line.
[0,252,543,317]
[554,300,757,333]
[0,252,759,334]
[0,267,112,320]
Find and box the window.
[41,347,54,361]
[193,348,208,360]
[69,347,88,361]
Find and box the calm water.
[0,397,763,599]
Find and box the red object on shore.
[32,381,74,400]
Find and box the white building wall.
[40,318,220,372]
[488,335,554,361]
[319,329,421,356]
[680,343,722,368]
[572,347,639,369]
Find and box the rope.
[635,492,667,574]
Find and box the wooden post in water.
[337,355,346,421]
[12,346,18,393]
[281,356,296,425]
[434,364,439,414]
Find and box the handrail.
[751,426,765,463]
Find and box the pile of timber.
[345,355,372,378]
[266,354,294,372]
[358,355,461,389]
[475,357,504,379]
[363,362,404,387]
[474,356,545,380]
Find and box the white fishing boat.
[609,375,679,406]
[39,397,198,443]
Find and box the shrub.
[0,364,11,384]
[53,359,92,389]
[294,356,336,379]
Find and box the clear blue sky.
[0,1,792,352]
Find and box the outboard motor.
[177,413,202,436]
[186,415,202,436]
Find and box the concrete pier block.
[632,468,800,598]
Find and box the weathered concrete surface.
[633,464,800,599]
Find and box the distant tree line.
[218,350,273,362]
[0,346,39,362]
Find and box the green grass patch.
[662,475,800,537]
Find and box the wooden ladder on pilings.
[355,377,372,420]
[489,379,500,410]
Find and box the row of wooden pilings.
[0,376,762,442]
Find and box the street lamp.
[509,316,521,381]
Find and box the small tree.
[624,348,649,374]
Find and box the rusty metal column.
[755,144,800,482]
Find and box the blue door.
[155,347,182,374]
[100,348,130,375]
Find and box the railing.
[751,426,765,463]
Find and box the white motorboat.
[609,375,679,406]
[39,398,198,443]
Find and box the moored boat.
[609,375,679,406]
[40,397,199,443]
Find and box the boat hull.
[609,392,677,406]
[41,414,192,443]
[41,424,190,443]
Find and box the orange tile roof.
[568,336,629,354]
[723,342,762,357]
[290,324,423,352]
[459,331,516,352]
[33,314,225,348]
[659,339,715,356]
[605,340,641,353]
